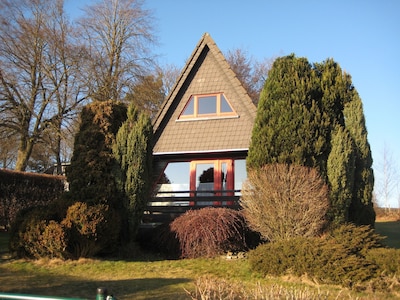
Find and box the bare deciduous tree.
[0,0,86,171]
[375,143,399,210]
[225,48,273,104]
[240,164,329,242]
[79,0,157,102]
[0,131,18,168]
[159,63,180,97]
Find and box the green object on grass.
[0,293,86,300]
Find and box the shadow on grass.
[0,266,191,300]
[375,221,400,249]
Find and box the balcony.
[143,189,241,226]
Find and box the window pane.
[220,94,233,113]
[157,162,190,196]
[221,162,228,194]
[181,96,194,115]
[234,159,247,196]
[198,95,217,114]
[196,163,214,196]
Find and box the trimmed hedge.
[0,169,65,228]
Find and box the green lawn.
[0,222,399,300]
[0,255,377,300]
[375,220,400,249]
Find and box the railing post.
[96,287,107,300]
[96,288,116,300]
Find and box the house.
[144,33,257,224]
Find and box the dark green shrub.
[66,100,127,207]
[248,237,377,288]
[170,208,248,258]
[9,207,67,258]
[247,55,374,227]
[327,223,384,257]
[366,248,400,275]
[146,223,180,259]
[62,202,121,258]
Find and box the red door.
[189,160,234,205]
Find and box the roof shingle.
[153,33,256,154]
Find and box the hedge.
[0,169,65,228]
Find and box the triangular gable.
[152,33,256,155]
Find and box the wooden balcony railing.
[142,190,241,225]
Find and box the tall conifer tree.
[247,55,328,171]
[114,103,153,241]
[344,91,375,225]
[248,54,375,226]
[65,100,127,256]
[66,100,127,206]
[327,125,355,225]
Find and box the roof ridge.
[152,32,212,128]
[152,33,256,145]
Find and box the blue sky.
[66,0,400,207]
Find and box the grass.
[0,219,399,300]
[375,221,400,248]
[0,256,365,300]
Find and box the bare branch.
[240,164,329,242]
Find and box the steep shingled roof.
[152,33,256,155]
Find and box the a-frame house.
[144,33,256,224]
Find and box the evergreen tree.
[344,91,375,225]
[66,100,127,206]
[248,54,375,227]
[114,103,153,241]
[327,125,355,226]
[64,100,127,256]
[315,59,348,127]
[247,55,329,173]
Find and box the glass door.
[190,160,233,205]
[194,162,215,196]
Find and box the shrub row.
[249,236,377,288]
[0,169,65,228]
[9,201,121,259]
[248,224,399,289]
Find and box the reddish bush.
[170,207,248,258]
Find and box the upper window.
[179,93,237,120]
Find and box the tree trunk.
[15,136,34,171]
